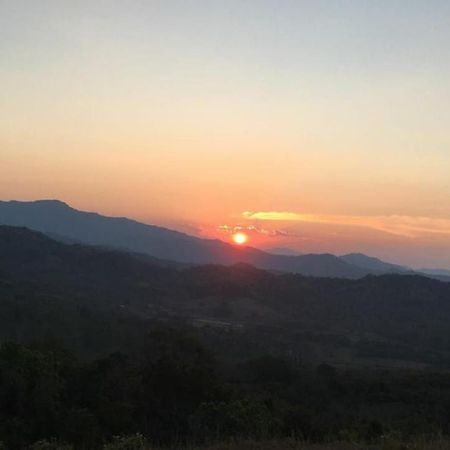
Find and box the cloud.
[216,223,289,237]
[242,211,308,222]
[241,211,450,239]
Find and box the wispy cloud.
[242,211,450,238]
[217,223,289,237]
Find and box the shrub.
[103,433,148,450]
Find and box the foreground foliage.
[1,337,450,449]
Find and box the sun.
[232,232,248,245]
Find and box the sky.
[1,0,450,269]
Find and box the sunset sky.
[1,1,450,269]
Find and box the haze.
[1,0,449,269]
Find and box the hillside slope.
[1,226,450,368]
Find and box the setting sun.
[232,232,248,245]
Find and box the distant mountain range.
[0,199,444,280]
[265,247,304,257]
[340,253,409,274]
[420,268,450,277]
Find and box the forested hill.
[2,226,450,448]
[1,225,450,368]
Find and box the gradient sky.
[1,1,450,268]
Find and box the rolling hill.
[1,225,450,368]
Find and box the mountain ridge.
[340,252,411,274]
[0,199,433,279]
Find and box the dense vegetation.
[4,329,450,449]
[1,226,450,448]
[4,336,450,449]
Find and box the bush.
[191,398,280,440]
[103,434,148,450]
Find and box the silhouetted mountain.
[0,200,370,278]
[0,225,180,279]
[340,253,410,274]
[1,200,445,279]
[420,268,450,277]
[265,247,303,256]
[1,225,450,370]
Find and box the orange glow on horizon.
[232,232,248,245]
